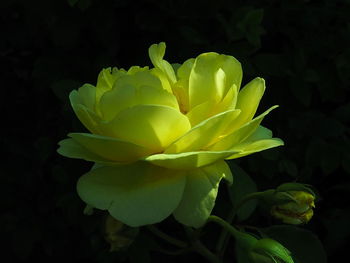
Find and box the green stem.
[147,225,188,248]
[215,192,263,255]
[183,226,222,263]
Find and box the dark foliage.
[2,0,349,262]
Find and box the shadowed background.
[2,0,349,262]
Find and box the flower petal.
[57,138,116,165]
[95,67,126,103]
[68,133,154,162]
[186,100,216,126]
[209,105,278,151]
[234,77,266,127]
[226,138,284,159]
[99,71,179,121]
[173,161,231,227]
[149,42,177,84]
[165,109,241,153]
[142,150,239,169]
[69,91,102,134]
[77,162,186,227]
[101,105,191,152]
[189,52,242,109]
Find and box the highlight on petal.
[149,42,177,84]
[101,105,191,152]
[173,161,231,228]
[57,138,117,165]
[165,109,241,153]
[234,77,266,127]
[225,138,284,159]
[99,71,179,121]
[68,133,154,162]
[77,162,187,227]
[142,150,239,170]
[209,105,278,151]
[95,67,126,103]
[188,52,242,110]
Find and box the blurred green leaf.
[227,162,258,221]
[263,225,327,263]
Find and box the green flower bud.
[249,238,294,263]
[270,191,315,225]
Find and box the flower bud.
[270,190,315,225]
[104,214,139,251]
[249,238,294,263]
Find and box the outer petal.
[165,109,241,153]
[209,105,278,151]
[70,91,102,134]
[77,163,187,227]
[142,150,239,170]
[234,77,265,127]
[57,138,117,165]
[173,161,231,227]
[148,42,177,84]
[101,105,191,152]
[75,84,96,111]
[226,138,284,159]
[68,133,154,162]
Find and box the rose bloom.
[58,43,283,227]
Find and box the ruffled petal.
[165,109,240,153]
[226,138,284,159]
[209,106,278,151]
[142,150,239,169]
[77,163,186,227]
[148,42,177,84]
[57,138,116,165]
[68,133,154,162]
[189,52,242,109]
[99,71,179,121]
[173,161,231,227]
[101,105,191,152]
[70,91,102,134]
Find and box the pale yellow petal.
[143,150,239,169]
[77,163,186,227]
[186,100,216,126]
[234,77,266,127]
[226,138,284,159]
[173,161,231,227]
[148,42,176,84]
[69,133,154,162]
[101,105,191,152]
[165,109,240,153]
[209,106,278,151]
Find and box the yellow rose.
[58,42,283,228]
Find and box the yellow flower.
[270,191,315,224]
[58,42,283,228]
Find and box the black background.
[2,0,350,262]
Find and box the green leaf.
[227,162,257,221]
[263,225,327,263]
